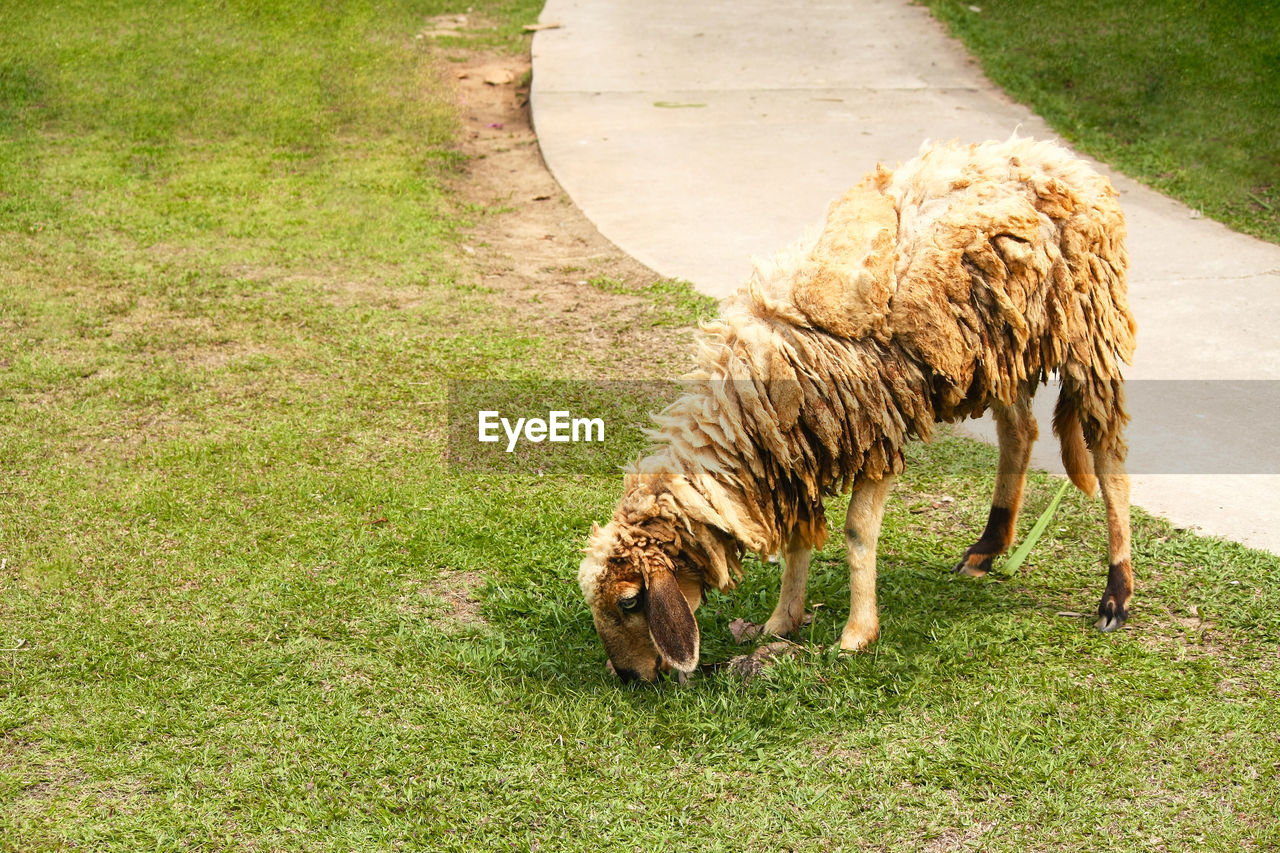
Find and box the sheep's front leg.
[762,534,811,637]
[840,475,895,651]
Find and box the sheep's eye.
[618,594,642,613]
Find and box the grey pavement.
[530,0,1280,552]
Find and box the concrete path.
[530,0,1280,552]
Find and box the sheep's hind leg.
[1091,443,1133,632]
[762,534,811,637]
[955,393,1038,577]
[840,475,895,652]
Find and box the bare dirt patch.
[447,53,698,378]
[403,569,488,630]
[433,568,487,628]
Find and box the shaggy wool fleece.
[581,135,1135,666]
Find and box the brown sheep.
[579,136,1137,683]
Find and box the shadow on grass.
[432,472,1109,714]
[430,425,1280,748]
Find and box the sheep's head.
[579,518,703,683]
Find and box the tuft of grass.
[587,275,720,326]
[998,478,1070,576]
[927,0,1280,243]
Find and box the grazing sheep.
[580,136,1137,683]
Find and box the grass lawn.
[3,1,1280,850]
[927,0,1280,244]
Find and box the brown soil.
[403,569,489,631]
[447,52,697,378]
[426,48,705,623]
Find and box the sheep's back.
[881,137,1135,417]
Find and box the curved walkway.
[530,0,1280,552]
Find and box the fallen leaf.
[727,641,801,680]
[1175,615,1206,631]
[729,617,763,644]
[421,15,469,38]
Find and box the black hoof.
[1095,597,1129,632]
[954,552,994,577]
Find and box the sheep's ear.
[645,569,700,673]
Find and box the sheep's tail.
[1053,392,1097,497]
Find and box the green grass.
[927,0,1280,244]
[4,1,1280,850]
[587,275,719,327]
